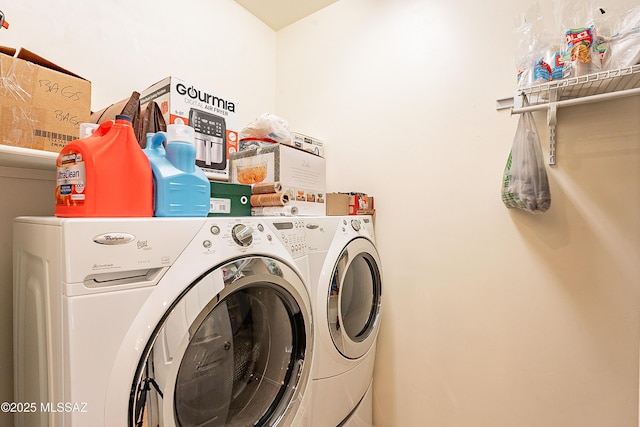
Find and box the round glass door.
[328,238,382,359]
[129,256,312,427]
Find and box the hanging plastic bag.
[501,108,551,214]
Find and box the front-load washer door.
[129,256,312,427]
[328,237,382,360]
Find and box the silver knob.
[351,219,361,231]
[232,224,254,247]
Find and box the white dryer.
[305,216,382,427]
[13,216,314,427]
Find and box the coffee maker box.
[140,77,238,181]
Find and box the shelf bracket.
[546,89,558,166]
[547,103,557,166]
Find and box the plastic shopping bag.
[239,113,291,144]
[501,110,551,214]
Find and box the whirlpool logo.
[93,233,136,245]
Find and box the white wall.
[0,0,277,120]
[276,0,640,426]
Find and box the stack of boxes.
[138,76,329,217]
[139,77,253,217]
[0,49,369,219]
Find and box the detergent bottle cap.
[115,114,132,123]
[167,123,195,146]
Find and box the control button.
[203,240,212,249]
[210,225,220,235]
[257,224,264,232]
[232,224,254,247]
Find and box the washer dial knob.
[232,224,254,247]
[351,219,361,231]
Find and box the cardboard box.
[290,132,324,157]
[0,47,91,153]
[326,193,351,216]
[230,144,326,216]
[140,77,238,181]
[326,192,375,216]
[349,193,375,215]
[238,132,324,158]
[209,181,252,217]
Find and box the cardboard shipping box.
[0,47,91,153]
[290,132,324,157]
[238,132,324,158]
[230,144,326,216]
[326,193,351,215]
[326,192,375,216]
[140,77,238,181]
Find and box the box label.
[55,151,86,206]
[210,197,231,214]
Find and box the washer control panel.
[203,219,307,258]
[268,220,308,258]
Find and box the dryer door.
[328,237,382,360]
[129,256,312,427]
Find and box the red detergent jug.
[55,115,153,217]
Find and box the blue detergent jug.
[144,124,211,217]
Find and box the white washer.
[13,216,314,427]
[305,216,382,427]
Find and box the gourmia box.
[140,77,238,181]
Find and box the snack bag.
[565,25,601,75]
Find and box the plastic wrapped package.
[239,113,291,146]
[514,3,547,87]
[601,5,640,70]
[514,1,640,81]
[557,0,603,76]
[515,2,567,86]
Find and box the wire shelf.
[517,64,640,106]
[497,64,640,165]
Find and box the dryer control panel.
[340,216,375,242]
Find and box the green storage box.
[209,182,252,217]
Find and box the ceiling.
[233,0,339,31]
